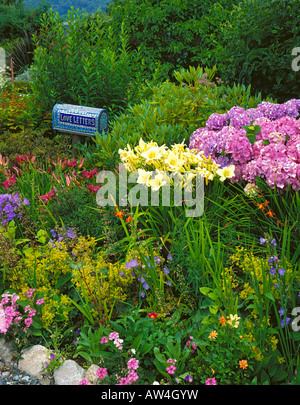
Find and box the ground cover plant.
[0,2,300,387]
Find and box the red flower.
[86,184,101,193]
[125,215,133,223]
[67,158,78,167]
[0,175,17,190]
[38,189,56,204]
[147,312,158,320]
[82,168,99,180]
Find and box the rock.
[0,339,14,366]
[54,359,85,385]
[84,364,100,385]
[18,345,49,378]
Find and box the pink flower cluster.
[166,358,177,375]
[0,290,43,334]
[186,335,196,352]
[108,331,124,351]
[189,99,300,191]
[116,358,139,385]
[205,377,217,385]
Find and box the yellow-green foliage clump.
[7,235,137,328]
[229,246,297,304]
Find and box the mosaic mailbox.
[52,104,108,139]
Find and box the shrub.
[93,65,268,169]
[205,0,300,102]
[189,99,300,192]
[30,8,159,117]
[0,2,46,41]
[107,0,236,74]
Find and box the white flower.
[137,169,153,187]
[150,171,168,191]
[140,146,163,164]
[216,165,235,182]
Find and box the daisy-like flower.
[208,330,218,340]
[227,314,241,328]
[239,359,248,370]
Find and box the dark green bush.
[107,0,236,75]
[205,0,300,102]
[30,7,163,117]
[108,0,299,102]
[0,2,46,41]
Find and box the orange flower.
[239,359,248,370]
[208,330,218,340]
[126,215,133,223]
[265,209,275,217]
[219,316,226,325]
[115,210,124,219]
[257,202,266,210]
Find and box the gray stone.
[84,364,100,385]
[0,339,14,366]
[54,359,85,385]
[18,345,49,378]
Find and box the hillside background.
[23,0,110,15]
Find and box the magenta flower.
[205,377,217,385]
[96,367,107,379]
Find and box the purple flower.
[260,237,266,245]
[271,239,277,247]
[185,374,193,383]
[278,268,285,276]
[278,307,285,316]
[280,317,291,328]
[189,99,300,191]
[269,267,276,275]
[125,259,139,269]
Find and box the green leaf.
[154,347,166,364]
[200,287,214,296]
[264,292,275,302]
[273,369,288,382]
[209,304,218,314]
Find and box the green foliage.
[93,65,267,170]
[0,85,39,132]
[24,0,109,15]
[201,0,300,101]
[108,0,298,102]
[108,0,236,74]
[0,1,46,41]
[46,186,106,242]
[30,8,157,117]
